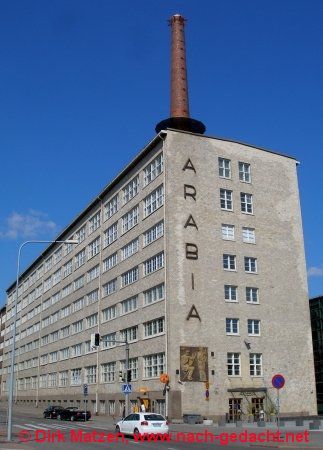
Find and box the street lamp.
[7,239,78,441]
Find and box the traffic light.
[119,371,125,382]
[126,369,132,382]
[90,333,100,347]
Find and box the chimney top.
[155,14,205,135]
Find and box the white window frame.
[221,224,235,240]
[220,189,233,211]
[218,157,231,178]
[241,193,253,214]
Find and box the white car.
[116,412,169,436]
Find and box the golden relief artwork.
[180,346,208,382]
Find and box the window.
[102,333,116,349]
[60,347,69,360]
[122,206,139,233]
[239,162,251,183]
[62,283,72,298]
[143,153,163,186]
[71,343,82,357]
[48,373,58,387]
[72,297,84,312]
[220,189,233,210]
[144,185,164,217]
[246,287,259,304]
[250,353,262,376]
[87,265,100,282]
[103,279,117,296]
[103,252,118,272]
[39,374,47,388]
[224,285,238,302]
[121,238,139,260]
[144,221,164,246]
[144,252,164,275]
[71,368,82,386]
[61,305,70,318]
[63,260,73,278]
[242,227,255,244]
[101,362,116,382]
[43,277,52,292]
[44,257,52,273]
[120,358,138,380]
[87,289,99,304]
[72,320,83,334]
[120,326,138,343]
[88,237,101,259]
[104,223,118,247]
[102,305,117,322]
[86,313,98,328]
[59,371,68,387]
[41,335,49,346]
[51,291,61,304]
[226,318,239,335]
[248,319,260,335]
[61,325,70,338]
[40,354,48,365]
[89,211,101,234]
[144,283,165,305]
[221,224,235,240]
[52,269,61,285]
[75,225,86,244]
[121,267,139,287]
[53,247,62,265]
[65,239,74,255]
[241,193,253,214]
[104,195,118,220]
[85,340,96,353]
[143,353,165,378]
[74,275,84,291]
[49,351,58,363]
[218,157,231,178]
[244,257,257,273]
[75,249,86,269]
[123,176,139,204]
[121,296,138,314]
[144,318,165,337]
[227,353,240,376]
[223,254,236,271]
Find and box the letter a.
[186,305,201,321]
[182,158,196,173]
[184,214,198,230]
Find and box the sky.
[1,0,322,306]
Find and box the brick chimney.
[155,14,206,134]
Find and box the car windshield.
[144,414,165,421]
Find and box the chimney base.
[155,117,206,134]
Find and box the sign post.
[271,374,285,432]
[83,383,88,420]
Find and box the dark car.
[43,405,66,419]
[57,407,91,421]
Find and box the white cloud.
[0,210,58,239]
[307,266,323,277]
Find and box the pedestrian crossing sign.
[121,383,132,394]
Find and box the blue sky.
[1,0,322,306]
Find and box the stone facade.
[1,129,316,420]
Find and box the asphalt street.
[1,407,323,450]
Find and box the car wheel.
[70,415,75,422]
[57,414,62,421]
[134,428,140,439]
[116,425,120,433]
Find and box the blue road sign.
[272,374,285,389]
[122,383,132,394]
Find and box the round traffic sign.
[272,374,285,389]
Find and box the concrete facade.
[1,129,316,420]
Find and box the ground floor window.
[228,398,242,422]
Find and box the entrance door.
[228,398,242,422]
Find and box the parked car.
[116,412,169,436]
[57,407,91,421]
[43,406,66,419]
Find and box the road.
[1,407,323,449]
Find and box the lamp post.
[7,239,78,442]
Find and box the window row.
[218,158,251,183]
[223,255,258,273]
[224,285,259,303]
[226,318,260,335]
[222,225,255,243]
[14,352,166,389]
[227,352,262,376]
[220,190,253,214]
